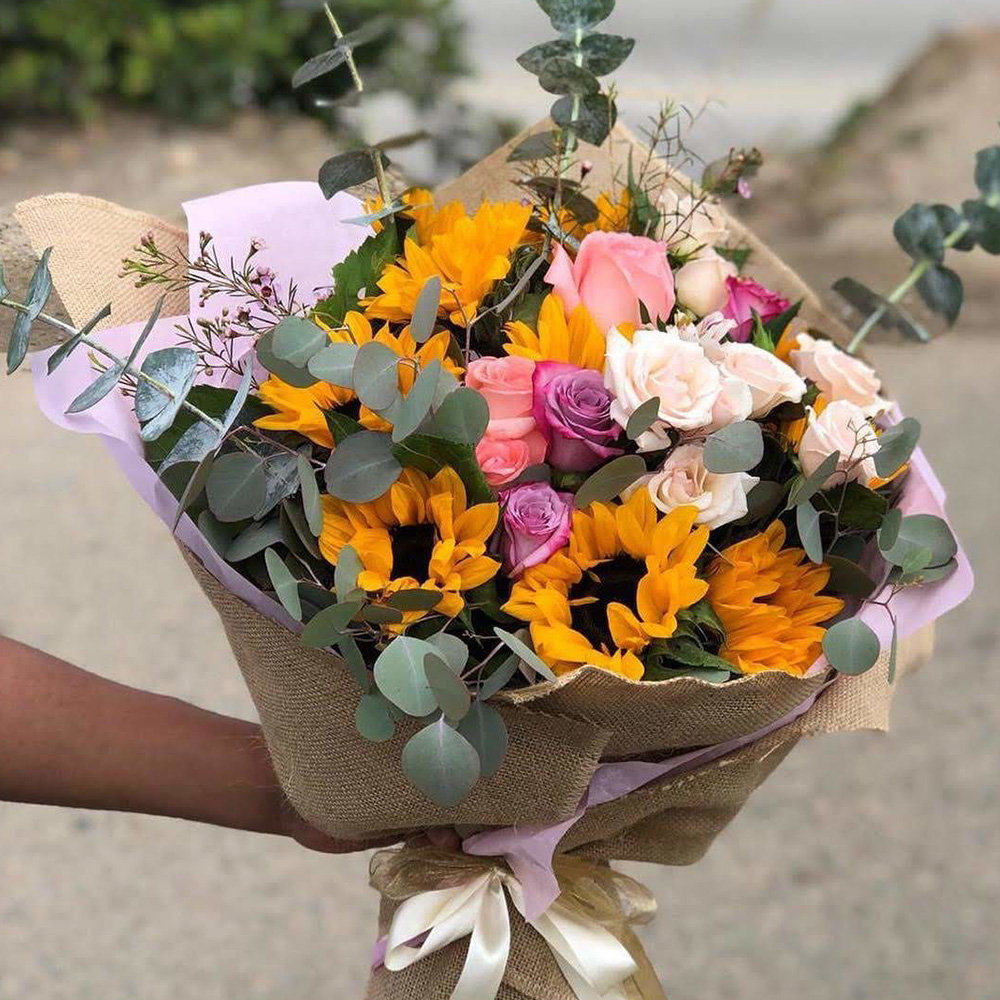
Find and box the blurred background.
[1,1,998,998]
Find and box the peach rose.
[466,355,537,437]
[674,251,739,317]
[604,327,721,450]
[790,333,889,417]
[716,342,806,418]
[476,431,547,487]
[799,400,880,486]
[546,231,675,332]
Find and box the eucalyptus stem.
[371,147,391,206]
[324,3,364,94]
[552,25,586,216]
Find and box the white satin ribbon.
[383,868,638,1000]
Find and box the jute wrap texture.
[14,120,934,999]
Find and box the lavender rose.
[532,362,624,472]
[499,482,574,577]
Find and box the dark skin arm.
[0,634,369,853]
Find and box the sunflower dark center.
[570,555,645,650]
[390,523,438,581]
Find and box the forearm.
[0,635,283,835]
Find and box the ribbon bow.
[371,848,666,1000]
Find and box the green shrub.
[0,0,468,124]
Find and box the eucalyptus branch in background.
[835,137,1000,353]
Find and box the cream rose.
[633,443,759,529]
[702,373,754,433]
[790,333,889,417]
[674,250,737,318]
[716,341,807,417]
[605,328,721,450]
[799,400,880,486]
[660,189,728,256]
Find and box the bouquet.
[2,2,986,996]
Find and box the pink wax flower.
[499,482,574,577]
[532,361,623,473]
[545,231,675,332]
[721,275,790,342]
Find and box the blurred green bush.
[0,0,467,124]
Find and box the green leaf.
[737,480,786,525]
[264,548,303,622]
[518,35,633,76]
[762,299,804,339]
[892,558,958,587]
[47,303,112,374]
[318,149,389,200]
[574,454,646,509]
[206,453,267,523]
[493,627,558,682]
[402,718,481,807]
[6,247,52,374]
[882,514,957,569]
[932,204,976,252]
[507,130,560,162]
[961,199,1000,254]
[271,315,328,367]
[703,421,764,474]
[538,57,600,96]
[135,347,199,441]
[426,633,469,674]
[796,501,824,564]
[172,451,216,530]
[917,266,963,325]
[314,225,400,326]
[196,510,240,558]
[654,640,735,674]
[353,340,400,411]
[625,398,660,441]
[538,0,615,33]
[0,261,7,299]
[874,417,921,478]
[324,430,401,502]
[823,618,881,676]
[409,276,442,344]
[385,589,443,612]
[292,18,390,88]
[281,499,321,560]
[297,454,324,536]
[974,145,1000,198]
[888,619,899,684]
[646,664,731,684]
[334,544,365,602]
[457,702,509,778]
[893,203,945,263]
[256,450,302,519]
[302,601,363,648]
[425,655,471,721]
[308,343,358,388]
[429,387,490,445]
[551,93,617,147]
[900,546,934,576]
[359,604,404,625]
[336,634,371,692]
[354,692,396,743]
[788,451,840,507]
[878,508,903,552]
[373,637,440,717]
[831,277,931,344]
[221,363,259,438]
[226,518,284,562]
[830,483,889,531]
[750,312,776,353]
[825,556,878,599]
[323,409,364,444]
[477,654,520,701]
[256,326,318,389]
[392,360,441,443]
[392,434,493,505]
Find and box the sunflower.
[365,200,532,326]
[255,311,462,449]
[503,293,607,371]
[706,521,845,677]
[503,491,710,679]
[319,467,500,626]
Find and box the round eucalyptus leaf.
[264,548,303,622]
[135,347,199,421]
[625,397,660,441]
[324,430,402,502]
[788,451,840,507]
[354,692,396,743]
[893,203,945,263]
[426,633,469,674]
[917,266,963,325]
[334,544,365,602]
[878,508,903,552]
[574,455,647,510]
[373,637,439,717]
[206,453,267,523]
[385,588,444,612]
[882,514,957,570]
[301,601,363,648]
[270,316,328,366]
[538,0,615,34]
[430,387,490,445]
[410,276,442,344]
[551,92,617,147]
[256,328,317,388]
[226,518,284,562]
[457,702,509,778]
[825,556,878,599]
[354,341,400,411]
[703,421,764,475]
[401,719,481,807]
[538,57,600,96]
[391,360,441,443]
[308,344,358,388]
[477,654,520,702]
[795,501,824,564]
[822,618,881,676]
[297,454,324,537]
[975,145,1000,199]
[425,655,472,721]
[493,628,558,682]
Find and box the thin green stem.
[324,3,363,94]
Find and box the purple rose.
[499,482,574,577]
[532,362,623,472]
[721,276,790,342]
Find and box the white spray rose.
[716,341,807,417]
[675,250,737,317]
[790,333,889,417]
[799,400,880,486]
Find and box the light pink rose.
[675,250,737,317]
[466,355,537,438]
[799,400,880,486]
[790,333,889,417]
[721,276,790,342]
[546,231,675,332]
[716,342,806,418]
[476,431,547,487]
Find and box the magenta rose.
[532,362,624,473]
[499,482,573,577]
[721,276,790,342]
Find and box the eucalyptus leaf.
[385,589,443,612]
[551,93,617,147]
[507,130,560,162]
[457,702,509,778]
[172,451,216,530]
[392,360,441,443]
[302,601,363,648]
[65,362,127,414]
[354,692,396,743]
[878,508,903,552]
[292,18,389,88]
[264,548,303,622]
[401,718,481,807]
[477,654,520,702]
[6,247,52,375]
[297,454,324,536]
[359,604,405,625]
[888,619,899,683]
[538,0,615,33]
[788,451,840,507]
[256,451,301,518]
[47,303,112,374]
[625,398,660,441]
[932,204,976,252]
[256,327,317,388]
[353,341,400,411]
[324,430,401,502]
[196,510,240,558]
[226,518,284,562]
[425,633,469,675]
[574,454,647,509]
[318,149,389,200]
[493,628,558,682]
[832,277,931,344]
[281,498,322,559]
[825,556,878,599]
[882,513,957,569]
[425,655,471,721]
[874,417,920,478]
[220,359,256,435]
[796,502,824,564]
[271,315,328,367]
[917,265,963,325]
[206,453,267,523]
[823,618,881,676]
[337,634,371,692]
[538,57,600,96]
[961,199,1000,254]
[334,544,365,602]
[703,421,764,474]
[136,347,199,440]
[308,343,358,388]
[893,203,945,263]
[373,637,439,717]
[410,276,442,344]
[429,387,490,445]
[975,145,1000,199]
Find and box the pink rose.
[467,355,537,438]
[499,482,574,577]
[533,362,623,472]
[545,231,675,332]
[789,333,888,417]
[476,432,547,487]
[721,276,790,342]
[716,342,806,418]
[799,400,880,487]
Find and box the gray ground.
[2,14,999,999]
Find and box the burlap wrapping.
[13,120,934,999]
